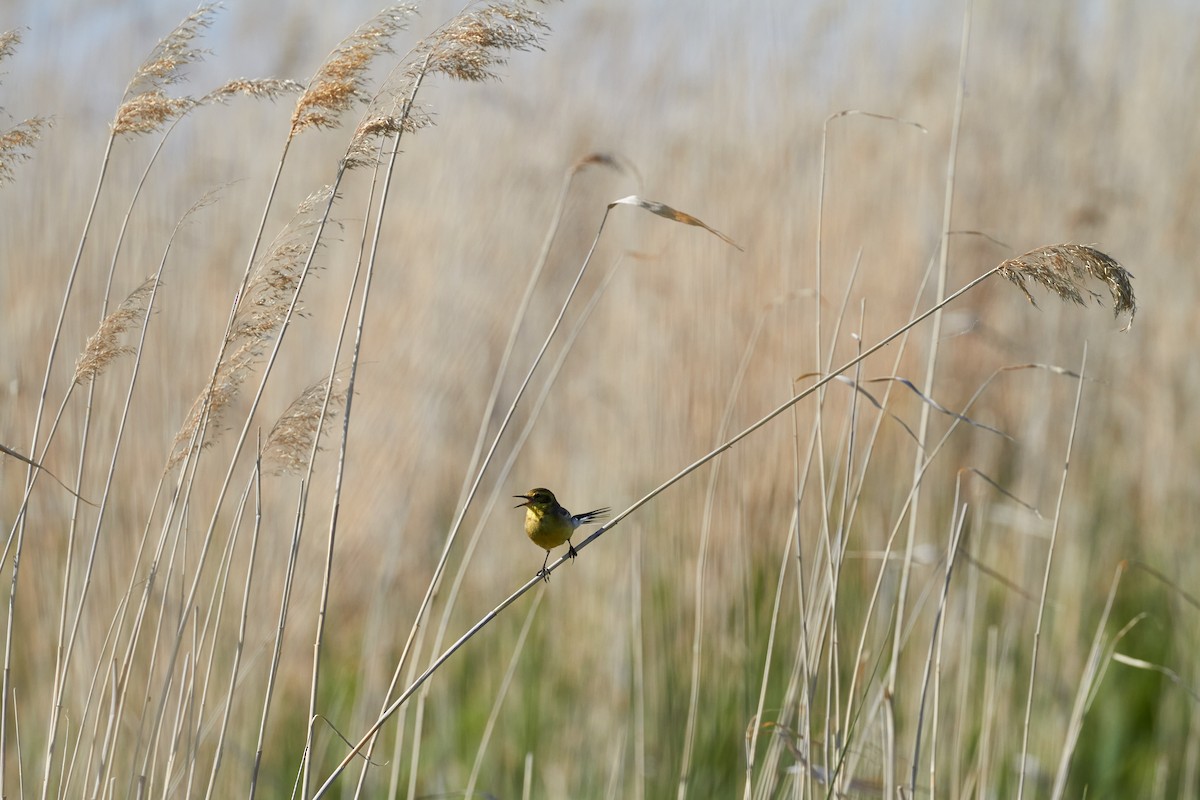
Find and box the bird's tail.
[573,507,610,525]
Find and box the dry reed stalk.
[42,194,217,800]
[1017,344,1089,800]
[0,443,89,505]
[997,243,1137,328]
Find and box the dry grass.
[0,1,1196,799]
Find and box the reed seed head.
[0,29,21,61]
[997,243,1137,329]
[423,2,548,83]
[74,278,157,385]
[263,376,348,475]
[112,4,219,136]
[290,5,417,137]
[0,30,53,184]
[344,2,547,164]
[112,91,197,136]
[201,78,305,105]
[0,116,50,185]
[168,187,334,471]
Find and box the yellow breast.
[525,506,575,551]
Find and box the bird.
[514,487,609,582]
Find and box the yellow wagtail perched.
[514,487,610,581]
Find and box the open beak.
[514,494,531,508]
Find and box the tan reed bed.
[4,2,1189,799]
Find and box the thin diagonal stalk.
[173,478,250,800]
[59,590,128,799]
[463,588,545,798]
[312,264,1003,797]
[910,489,968,795]
[40,108,173,800]
[1018,342,1088,800]
[838,249,938,753]
[751,400,818,800]
[299,153,381,800]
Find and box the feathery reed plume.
[262,376,348,475]
[344,111,430,168]
[0,116,49,186]
[0,31,52,185]
[73,278,157,384]
[228,185,333,342]
[111,91,197,137]
[111,4,219,136]
[345,1,548,164]
[168,187,334,469]
[290,5,417,137]
[997,244,1137,329]
[200,77,305,105]
[169,343,257,469]
[0,28,19,60]
[423,1,548,83]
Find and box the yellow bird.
[514,487,609,581]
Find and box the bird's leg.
[537,550,551,582]
[566,540,578,560]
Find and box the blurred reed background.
[0,0,1195,797]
